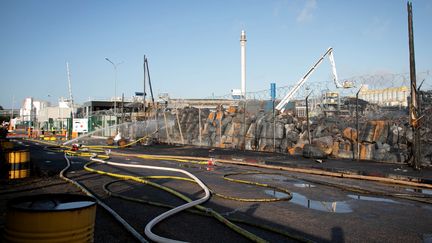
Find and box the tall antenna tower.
[66,61,75,119]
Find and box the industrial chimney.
[240,30,247,98]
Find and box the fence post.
[155,106,159,141]
[243,101,247,151]
[219,108,222,148]
[163,111,171,143]
[176,109,184,144]
[198,107,202,146]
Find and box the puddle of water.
[264,189,290,199]
[405,188,432,195]
[422,205,432,212]
[45,161,52,163]
[347,195,398,204]
[292,192,352,213]
[264,190,352,213]
[294,183,316,188]
[423,233,432,243]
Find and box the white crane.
[275,47,354,112]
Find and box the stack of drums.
[3,194,97,242]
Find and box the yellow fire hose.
[33,139,273,242]
[22,138,432,242]
[103,179,313,243]
[111,151,432,190]
[30,138,432,190]
[86,157,269,243]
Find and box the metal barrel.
[6,150,31,179]
[3,194,97,243]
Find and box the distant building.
[19,97,50,124]
[358,86,408,107]
[37,97,74,130]
[78,99,133,117]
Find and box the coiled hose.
[89,156,212,243]
[37,139,273,242]
[31,138,432,242]
[60,153,148,243]
[84,159,269,243]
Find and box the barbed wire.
[207,70,431,101]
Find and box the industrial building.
[358,86,409,107]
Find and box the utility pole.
[356,86,362,161]
[105,57,123,127]
[10,95,15,123]
[145,57,155,106]
[407,1,421,169]
[143,55,146,113]
[121,93,125,123]
[66,61,74,120]
[143,56,155,114]
[66,62,74,139]
[306,92,312,145]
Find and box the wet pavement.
[1,139,432,242]
[126,144,432,185]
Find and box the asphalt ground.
[1,139,432,242]
[125,144,432,185]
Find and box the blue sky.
[1,0,431,108]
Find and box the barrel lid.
[7,194,96,212]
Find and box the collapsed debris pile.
[418,90,432,164]
[161,95,432,166]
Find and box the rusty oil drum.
[3,194,97,243]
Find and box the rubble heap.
[163,98,432,166]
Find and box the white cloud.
[296,0,317,23]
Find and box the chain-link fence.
[64,70,431,167]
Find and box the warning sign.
[73,118,88,133]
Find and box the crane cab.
[341,80,355,89]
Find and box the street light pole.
[105,58,123,127]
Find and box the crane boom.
[275,47,353,112]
